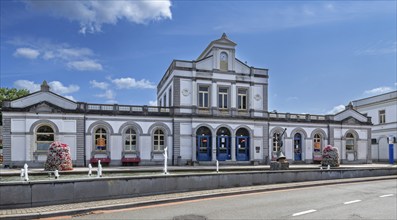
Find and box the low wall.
[1,168,396,209]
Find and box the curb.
[1,175,396,220]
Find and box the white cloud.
[111,77,156,89]
[67,60,103,71]
[327,104,345,114]
[9,38,103,71]
[90,80,108,90]
[48,81,80,94]
[25,0,172,34]
[149,100,158,106]
[64,95,77,102]
[96,89,115,100]
[364,86,393,96]
[13,48,40,59]
[14,80,41,92]
[13,80,79,96]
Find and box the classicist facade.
[351,91,397,162]
[1,34,373,167]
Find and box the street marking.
[344,200,361,205]
[379,194,394,198]
[292,209,317,217]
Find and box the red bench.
[121,157,141,166]
[90,157,111,165]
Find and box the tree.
[0,88,30,125]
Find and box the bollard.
[97,160,102,177]
[327,165,330,170]
[54,170,60,179]
[163,147,169,174]
[216,160,219,173]
[88,164,92,177]
[20,169,24,180]
[23,163,29,181]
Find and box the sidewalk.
[1,175,396,219]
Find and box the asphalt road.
[72,179,397,220]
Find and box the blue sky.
[1,0,396,114]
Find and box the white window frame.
[218,87,228,109]
[153,129,165,152]
[237,88,248,110]
[198,86,210,108]
[379,110,386,124]
[36,125,55,151]
[124,128,137,152]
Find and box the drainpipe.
[83,104,87,167]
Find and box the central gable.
[10,91,77,110]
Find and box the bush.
[44,141,73,171]
[321,145,340,167]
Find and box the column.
[192,80,197,107]
[212,136,217,162]
[231,135,236,161]
[211,81,217,108]
[231,83,236,108]
[192,135,197,162]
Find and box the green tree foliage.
[0,88,29,103]
[0,88,30,125]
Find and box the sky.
[0,0,396,115]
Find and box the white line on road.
[379,194,394,198]
[344,200,361,205]
[292,209,317,217]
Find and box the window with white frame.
[237,88,248,110]
[36,125,54,151]
[272,132,281,152]
[124,128,137,151]
[218,87,228,109]
[198,86,209,108]
[346,133,355,151]
[379,110,386,124]
[95,128,107,151]
[153,129,165,151]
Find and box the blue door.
[294,133,302,161]
[217,136,231,161]
[236,136,249,161]
[197,135,211,161]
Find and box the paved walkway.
[1,175,396,219]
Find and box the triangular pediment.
[198,33,237,60]
[334,109,368,123]
[10,91,77,110]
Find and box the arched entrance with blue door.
[294,133,302,161]
[196,126,212,161]
[236,128,250,161]
[216,127,231,161]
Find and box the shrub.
[44,141,73,171]
[321,145,340,167]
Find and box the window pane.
[37,143,50,151]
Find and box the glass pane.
[37,126,53,133]
[37,142,50,151]
[204,94,208,107]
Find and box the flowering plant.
[44,141,73,171]
[321,145,340,167]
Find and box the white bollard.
[23,163,29,181]
[88,164,92,177]
[320,166,323,170]
[163,147,168,174]
[97,160,102,177]
[20,169,25,180]
[216,160,219,173]
[54,170,60,179]
[327,165,330,170]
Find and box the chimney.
[40,80,50,92]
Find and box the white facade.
[1,34,372,167]
[351,91,397,162]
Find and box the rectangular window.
[371,138,377,144]
[218,87,228,109]
[163,94,167,107]
[168,88,172,107]
[198,86,209,108]
[237,88,248,110]
[379,110,386,124]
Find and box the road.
[71,179,397,219]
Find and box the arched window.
[220,52,228,71]
[36,125,54,151]
[313,133,321,152]
[272,132,281,152]
[153,129,165,151]
[95,128,107,151]
[346,133,355,151]
[124,128,137,151]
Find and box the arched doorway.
[196,126,212,161]
[216,127,231,161]
[236,128,249,161]
[294,133,302,161]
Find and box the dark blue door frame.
[217,136,231,161]
[236,136,249,161]
[197,135,211,161]
[294,135,302,161]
